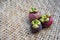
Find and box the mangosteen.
[31,19,42,33]
[29,7,42,22]
[39,14,53,28]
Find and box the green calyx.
[45,18,49,22]
[32,24,39,28]
[40,14,50,22]
[29,7,37,13]
[41,15,47,19]
[40,18,44,23]
[32,19,41,29]
[32,19,41,25]
[45,13,51,17]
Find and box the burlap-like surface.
[0,0,60,40]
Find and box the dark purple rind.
[31,24,42,33]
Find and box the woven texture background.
[0,0,60,40]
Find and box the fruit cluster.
[29,7,53,33]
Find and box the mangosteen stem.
[31,7,36,11]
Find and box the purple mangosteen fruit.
[29,7,41,22]
[31,19,42,33]
[40,14,53,28]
